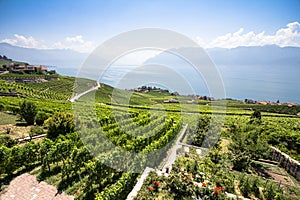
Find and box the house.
[163,98,179,103]
[257,101,268,105]
[12,65,47,73]
[287,103,295,107]
[187,99,197,104]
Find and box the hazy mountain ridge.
[145,45,300,68]
[207,45,300,67]
[0,42,88,69]
[1,42,300,69]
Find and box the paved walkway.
[127,124,188,200]
[161,124,188,173]
[0,173,74,200]
[18,134,47,143]
[126,167,155,200]
[69,82,100,102]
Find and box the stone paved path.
[0,173,74,200]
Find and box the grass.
[0,58,26,67]
[0,112,17,125]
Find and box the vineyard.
[0,74,97,101]
[0,103,185,199]
[0,74,300,199]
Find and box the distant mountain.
[207,45,300,67]
[2,42,299,71]
[0,43,87,69]
[145,45,300,68]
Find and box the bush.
[46,112,75,140]
[19,101,37,125]
[35,112,49,126]
[0,135,17,147]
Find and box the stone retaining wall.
[271,147,300,181]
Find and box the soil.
[266,171,296,187]
[0,124,32,139]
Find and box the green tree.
[250,110,261,124]
[19,101,37,125]
[45,112,75,140]
[35,112,49,126]
[39,138,53,172]
[229,124,269,171]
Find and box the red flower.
[154,181,160,186]
[148,186,154,191]
[214,186,223,195]
[202,182,207,187]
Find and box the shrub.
[46,112,75,140]
[0,135,17,147]
[19,101,37,125]
[35,112,49,126]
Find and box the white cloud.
[1,34,40,48]
[66,35,84,43]
[52,35,95,53]
[199,21,300,48]
[2,22,300,53]
[1,34,95,53]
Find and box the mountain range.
[1,42,299,70]
[0,42,87,69]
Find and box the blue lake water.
[57,64,300,104]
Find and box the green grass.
[0,112,17,125]
[0,58,27,67]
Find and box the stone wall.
[271,147,300,181]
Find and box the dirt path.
[0,173,74,200]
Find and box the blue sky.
[0,0,300,52]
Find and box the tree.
[39,138,53,172]
[35,112,49,126]
[48,70,56,75]
[19,101,37,125]
[251,110,261,120]
[45,112,75,140]
[250,110,261,124]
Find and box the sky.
[0,0,300,53]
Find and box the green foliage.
[0,72,300,199]
[19,101,37,125]
[250,110,262,124]
[190,116,210,147]
[35,111,49,126]
[0,135,17,147]
[0,75,96,101]
[229,124,270,171]
[46,112,75,140]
